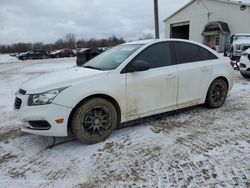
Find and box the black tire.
[205,79,228,108]
[223,49,228,57]
[56,55,60,58]
[71,98,118,144]
[240,71,250,78]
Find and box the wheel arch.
[205,76,229,100]
[213,76,229,89]
[67,94,121,133]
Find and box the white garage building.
[164,0,250,52]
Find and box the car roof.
[123,38,207,46]
[123,39,156,45]
[235,33,250,36]
[122,38,219,57]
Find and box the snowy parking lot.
[0,56,250,187]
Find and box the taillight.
[230,60,236,68]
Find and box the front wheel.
[230,49,236,61]
[205,79,228,108]
[71,98,118,144]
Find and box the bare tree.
[0,35,126,53]
[54,39,64,50]
[64,33,76,49]
[33,42,43,49]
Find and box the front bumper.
[240,69,250,76]
[14,93,72,137]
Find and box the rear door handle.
[201,67,209,72]
[165,73,176,79]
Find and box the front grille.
[14,97,22,109]
[19,89,26,95]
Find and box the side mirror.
[128,60,150,73]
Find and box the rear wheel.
[71,98,118,144]
[205,79,228,108]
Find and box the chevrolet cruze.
[14,39,234,144]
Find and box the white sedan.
[14,39,234,144]
[239,48,250,78]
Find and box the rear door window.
[173,41,217,64]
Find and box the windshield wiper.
[83,65,103,70]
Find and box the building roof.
[163,0,250,22]
[202,21,230,35]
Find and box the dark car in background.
[49,49,76,58]
[18,49,49,60]
[76,48,109,66]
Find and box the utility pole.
[154,0,160,39]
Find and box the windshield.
[236,35,250,41]
[83,44,142,71]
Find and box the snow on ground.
[0,54,19,64]
[0,58,250,187]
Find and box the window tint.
[133,42,172,69]
[199,47,217,61]
[174,42,217,64]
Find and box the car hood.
[20,66,107,94]
[234,39,250,45]
[50,50,61,55]
[19,52,29,56]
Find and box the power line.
[200,0,212,15]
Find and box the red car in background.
[49,49,76,58]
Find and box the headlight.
[28,87,68,106]
[242,52,248,56]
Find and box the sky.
[0,0,191,44]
